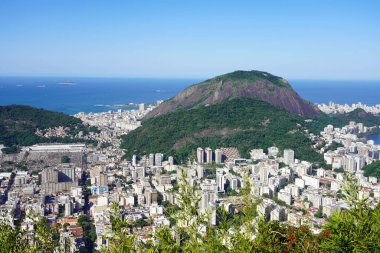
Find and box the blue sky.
[0,0,379,79]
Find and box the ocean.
[0,77,379,115]
[366,133,380,145]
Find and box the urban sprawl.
[0,102,379,252]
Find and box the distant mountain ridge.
[145,70,320,119]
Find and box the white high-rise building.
[205,147,213,164]
[155,153,163,166]
[260,167,269,184]
[197,148,204,164]
[136,167,145,179]
[216,169,225,192]
[139,103,146,112]
[168,156,174,165]
[132,155,137,166]
[149,153,155,166]
[215,149,222,164]
[197,165,204,179]
[283,149,295,165]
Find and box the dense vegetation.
[362,161,380,179]
[122,97,324,164]
[0,217,59,252]
[202,70,291,88]
[0,105,96,149]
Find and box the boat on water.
[58,81,77,85]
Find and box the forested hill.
[0,105,94,150]
[122,97,323,164]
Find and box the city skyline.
[0,0,379,80]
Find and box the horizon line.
[1,74,380,82]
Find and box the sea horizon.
[1,76,380,115]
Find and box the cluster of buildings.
[318,101,380,115]
[321,122,380,172]
[35,126,71,138]
[0,144,88,252]
[1,103,380,251]
[196,147,223,164]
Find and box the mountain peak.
[145,70,319,119]
[206,70,291,88]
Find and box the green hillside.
[0,105,96,150]
[121,97,323,164]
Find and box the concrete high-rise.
[283,149,295,165]
[132,155,137,166]
[155,153,163,166]
[215,149,222,164]
[139,103,146,112]
[197,147,204,164]
[205,147,212,164]
[168,156,174,165]
[260,167,269,184]
[197,165,204,179]
[149,153,155,166]
[216,169,225,192]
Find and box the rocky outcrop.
[145,70,320,119]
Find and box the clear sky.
[0,0,379,79]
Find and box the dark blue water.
[366,134,380,145]
[0,77,198,115]
[291,80,380,106]
[0,77,379,115]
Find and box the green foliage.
[60,155,70,163]
[0,216,59,253]
[0,105,94,148]
[1,146,19,154]
[333,167,345,173]
[207,70,291,88]
[320,173,380,252]
[78,214,97,252]
[132,218,149,228]
[325,141,344,152]
[100,142,112,149]
[362,160,380,179]
[121,97,323,164]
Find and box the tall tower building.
[215,149,222,164]
[139,103,146,112]
[155,153,163,166]
[216,169,225,192]
[168,156,174,165]
[197,147,204,164]
[205,147,213,164]
[197,165,204,179]
[260,167,269,184]
[132,155,137,166]
[149,153,155,167]
[283,149,295,165]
